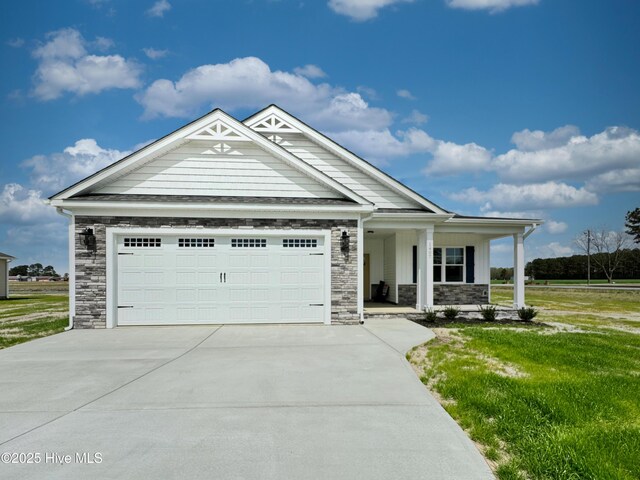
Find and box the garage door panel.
[143,255,164,268]
[117,234,326,325]
[197,288,218,302]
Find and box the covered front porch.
[358,214,538,318]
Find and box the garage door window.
[123,237,161,247]
[231,238,267,248]
[283,239,318,248]
[178,238,215,248]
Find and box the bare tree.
[575,229,631,283]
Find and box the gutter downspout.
[523,223,539,240]
[358,213,375,324]
[55,207,74,331]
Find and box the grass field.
[408,287,640,479]
[491,279,640,285]
[0,282,69,349]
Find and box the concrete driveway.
[0,319,493,479]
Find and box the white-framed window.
[283,238,318,248]
[178,238,215,248]
[231,238,267,248]
[433,247,465,283]
[123,237,161,248]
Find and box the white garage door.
[116,234,326,325]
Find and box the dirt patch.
[0,311,68,324]
[540,322,595,335]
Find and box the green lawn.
[409,288,640,479]
[492,285,640,315]
[0,294,69,349]
[491,279,640,285]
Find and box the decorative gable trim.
[244,105,449,215]
[49,109,371,206]
[186,119,250,141]
[251,113,300,133]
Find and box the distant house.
[0,252,16,299]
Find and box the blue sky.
[0,0,638,274]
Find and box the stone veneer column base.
[434,284,489,305]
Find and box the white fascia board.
[51,202,369,220]
[51,109,370,207]
[245,106,448,214]
[437,225,527,235]
[446,218,543,228]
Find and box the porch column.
[417,226,434,310]
[357,216,364,321]
[513,232,525,308]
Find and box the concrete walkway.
[0,321,493,479]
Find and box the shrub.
[424,308,438,322]
[517,306,538,321]
[443,306,460,321]
[478,304,497,322]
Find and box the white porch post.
[513,232,525,308]
[417,226,434,310]
[357,216,364,321]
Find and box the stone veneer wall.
[434,284,488,305]
[74,216,358,328]
[396,284,489,306]
[397,284,416,305]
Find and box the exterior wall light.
[79,228,97,251]
[341,230,350,253]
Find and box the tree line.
[8,263,61,278]
[525,249,640,281]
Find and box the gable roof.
[0,252,15,260]
[243,105,450,215]
[49,109,371,206]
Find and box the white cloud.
[451,181,599,210]
[402,109,428,125]
[31,28,142,100]
[511,125,580,152]
[481,210,542,219]
[137,56,391,131]
[425,140,492,176]
[293,64,327,79]
[546,220,568,234]
[356,85,378,100]
[329,127,435,164]
[584,168,640,194]
[143,47,169,59]
[0,184,55,224]
[493,126,640,184]
[147,0,171,17]
[328,0,414,21]
[93,36,114,51]
[7,38,25,48]
[445,0,539,12]
[397,89,416,100]
[22,139,130,193]
[535,242,574,258]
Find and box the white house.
[48,105,540,328]
[0,252,15,299]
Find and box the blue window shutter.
[466,246,475,283]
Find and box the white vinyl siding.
[395,230,417,284]
[96,140,341,198]
[364,238,384,289]
[383,235,397,302]
[275,133,422,209]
